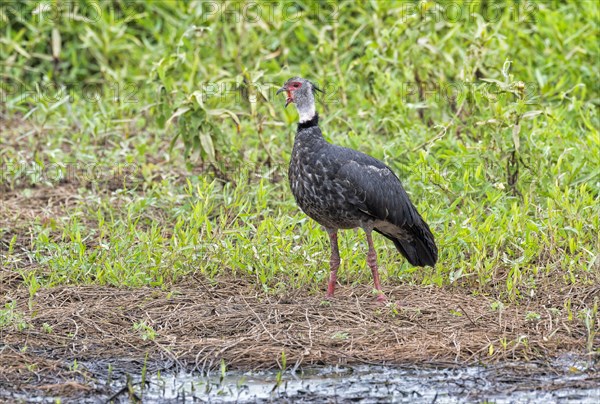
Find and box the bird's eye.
[292,82,302,88]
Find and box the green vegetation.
[1,1,598,304]
[0,301,29,331]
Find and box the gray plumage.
[278,77,437,299]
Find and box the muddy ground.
[1,272,598,401]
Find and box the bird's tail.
[374,220,438,267]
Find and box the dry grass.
[1,275,597,393]
[0,350,95,397]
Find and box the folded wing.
[334,154,438,267]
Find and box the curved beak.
[277,85,292,108]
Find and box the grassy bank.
[1,0,598,377]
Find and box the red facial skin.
[285,81,303,107]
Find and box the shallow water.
[5,356,598,403]
[137,361,599,403]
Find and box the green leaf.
[522,110,544,120]
[52,28,61,60]
[166,107,191,127]
[207,108,241,129]
[190,91,205,109]
[512,123,521,152]
[200,133,216,163]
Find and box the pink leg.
[365,230,386,302]
[326,231,340,298]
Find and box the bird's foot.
[375,291,388,306]
[370,287,386,303]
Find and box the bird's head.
[277,77,323,122]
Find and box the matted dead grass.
[1,274,598,398]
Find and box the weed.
[219,358,227,386]
[0,302,29,331]
[331,332,350,341]
[577,302,599,354]
[132,321,157,341]
[272,351,287,392]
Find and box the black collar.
[297,114,319,130]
